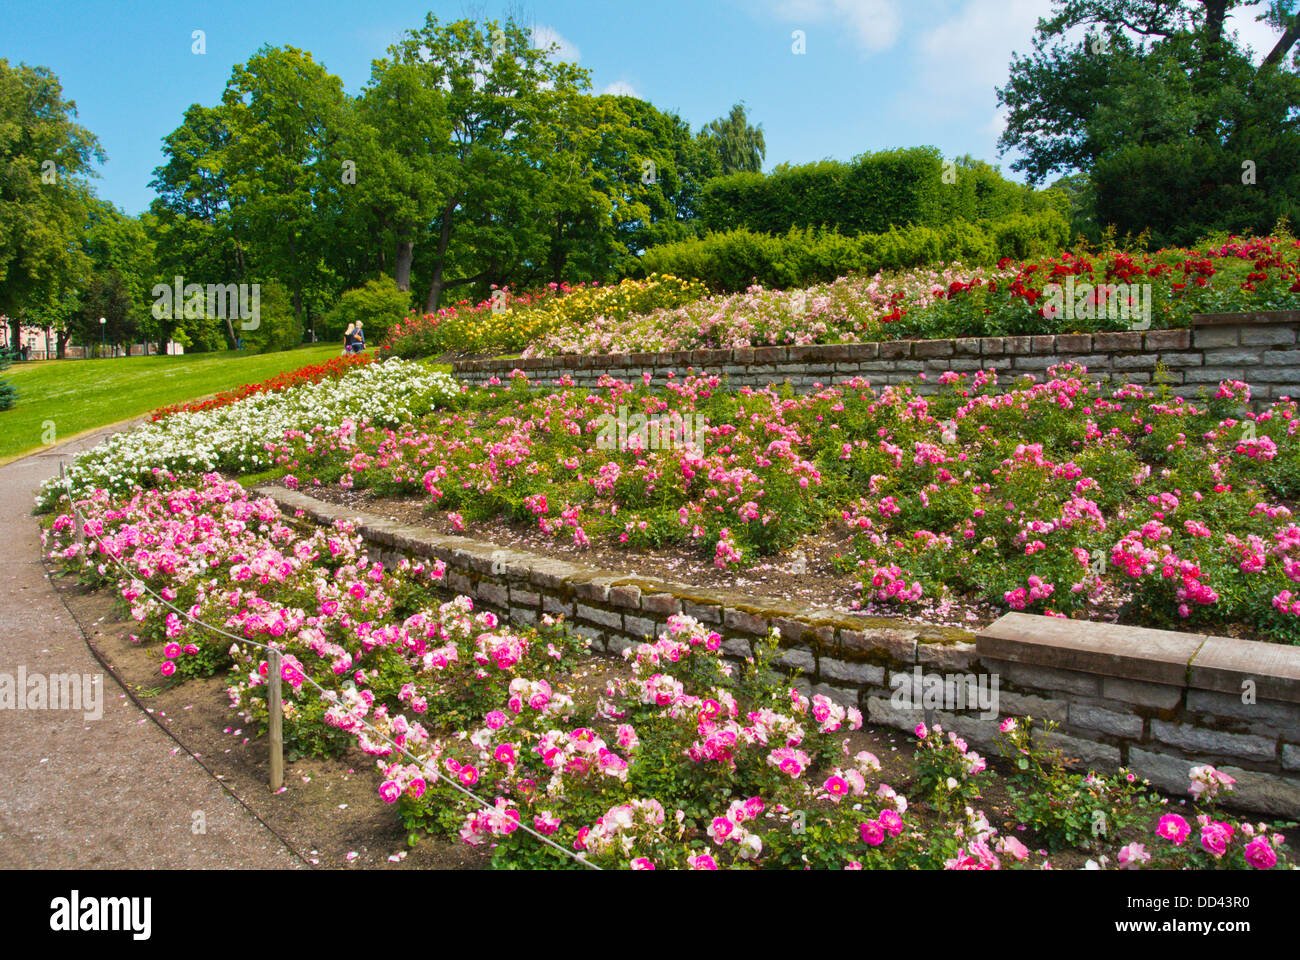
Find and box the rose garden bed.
[35,350,1300,868]
[40,476,1294,868]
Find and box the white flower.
[41,359,460,508]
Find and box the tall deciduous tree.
[221,46,347,330]
[149,103,246,297]
[0,59,101,351]
[998,0,1300,243]
[699,103,766,176]
[533,94,713,281]
[385,15,589,312]
[345,58,452,293]
[82,200,160,348]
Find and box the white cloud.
[532,25,580,63]
[916,0,1053,97]
[886,1,1054,177]
[768,0,904,55]
[986,104,1010,138]
[601,80,641,97]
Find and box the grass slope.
[0,343,345,463]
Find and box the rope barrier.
[56,465,600,870]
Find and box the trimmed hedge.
[698,148,1064,237]
[635,210,1072,292]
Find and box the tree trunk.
[550,216,567,285]
[1192,1,1233,138]
[1262,11,1300,68]
[1203,0,1228,52]
[424,198,458,314]
[395,240,415,292]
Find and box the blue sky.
[4,0,1283,215]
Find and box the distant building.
[6,323,183,360]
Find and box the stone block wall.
[452,312,1300,403]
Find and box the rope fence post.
[267,648,284,792]
[63,465,86,550]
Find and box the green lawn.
[0,343,344,463]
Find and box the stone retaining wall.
[259,485,1300,816]
[452,312,1300,403]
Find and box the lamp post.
[99,317,106,358]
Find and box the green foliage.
[244,280,300,352]
[0,347,16,411]
[637,209,1071,291]
[699,147,1058,238]
[0,58,103,328]
[386,15,591,312]
[697,102,766,176]
[222,46,348,330]
[998,1,1300,245]
[324,277,411,343]
[997,717,1158,851]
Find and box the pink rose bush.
[40,399,1297,870]
[264,364,1299,641]
[1135,768,1289,870]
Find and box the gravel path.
[0,420,303,869]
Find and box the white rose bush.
[38,358,461,509]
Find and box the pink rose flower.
[859,820,886,846]
[1244,836,1277,870]
[1156,814,1190,846]
[1117,842,1150,869]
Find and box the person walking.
[343,320,365,355]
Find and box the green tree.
[70,271,132,357]
[699,103,766,176]
[0,60,102,351]
[149,102,248,349]
[343,56,453,293]
[82,200,160,350]
[534,94,714,279]
[243,280,300,352]
[221,46,348,327]
[323,276,411,343]
[998,1,1300,243]
[384,15,589,311]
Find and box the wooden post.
[63,465,86,549]
[267,649,284,791]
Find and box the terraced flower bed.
[38,359,462,508]
[40,476,1294,869]
[246,364,1300,643]
[378,275,707,360]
